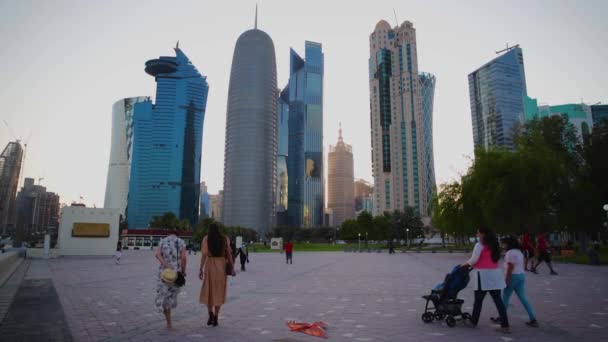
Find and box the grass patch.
[552,246,608,265]
[252,242,386,252]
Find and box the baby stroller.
[421,265,472,327]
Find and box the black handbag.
[175,240,186,287]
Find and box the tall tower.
[368,20,435,217]
[276,86,289,226]
[287,41,324,227]
[328,124,355,227]
[222,16,277,234]
[419,73,437,215]
[469,46,527,150]
[104,96,149,217]
[0,141,24,235]
[127,45,209,228]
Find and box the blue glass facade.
[277,86,289,224]
[468,47,527,150]
[419,72,436,216]
[127,46,209,228]
[287,41,324,227]
[591,105,608,127]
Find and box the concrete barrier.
[0,251,22,287]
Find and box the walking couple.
[462,227,539,334]
[154,223,236,329]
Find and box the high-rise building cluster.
[104,43,210,229]
[0,141,61,242]
[468,44,606,151]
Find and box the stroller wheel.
[446,316,456,327]
[462,313,471,321]
[422,312,434,323]
[434,312,445,320]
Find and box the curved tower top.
[222,27,277,234]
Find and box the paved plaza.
[2,251,608,341]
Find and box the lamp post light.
[406,228,410,248]
[358,233,361,252]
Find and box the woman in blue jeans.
[492,236,538,327]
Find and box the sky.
[1,0,606,207]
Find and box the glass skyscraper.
[369,20,436,217]
[104,96,149,218]
[591,104,608,127]
[222,25,277,234]
[468,46,527,150]
[127,45,209,228]
[419,72,436,216]
[287,41,324,227]
[276,86,289,226]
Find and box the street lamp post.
[358,233,361,252]
[365,232,368,248]
[406,228,410,248]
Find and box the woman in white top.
[493,236,538,327]
[461,227,510,333]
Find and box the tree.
[340,219,360,240]
[149,212,181,230]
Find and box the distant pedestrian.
[154,233,187,329]
[492,236,538,327]
[531,232,557,275]
[521,231,534,271]
[284,240,294,264]
[388,240,395,254]
[115,241,122,265]
[199,223,236,327]
[230,239,237,263]
[461,227,510,334]
[235,243,249,271]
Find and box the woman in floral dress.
[155,233,187,328]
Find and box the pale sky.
[1,0,606,207]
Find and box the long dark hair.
[478,226,500,262]
[501,236,521,251]
[207,223,225,257]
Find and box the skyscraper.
[15,178,60,238]
[591,104,608,127]
[419,72,437,215]
[199,181,210,219]
[369,20,435,217]
[524,96,594,140]
[222,19,277,234]
[0,141,23,236]
[287,41,324,227]
[277,86,289,226]
[354,179,373,213]
[127,44,209,228]
[328,125,355,227]
[104,96,149,217]
[469,46,527,150]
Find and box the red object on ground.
[286,321,328,338]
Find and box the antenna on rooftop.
[393,8,399,27]
[255,3,258,29]
[496,43,520,55]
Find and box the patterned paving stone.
[38,251,608,341]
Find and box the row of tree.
[340,209,425,242]
[432,116,608,249]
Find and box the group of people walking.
[461,227,553,334]
[153,224,292,329]
[154,223,236,328]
